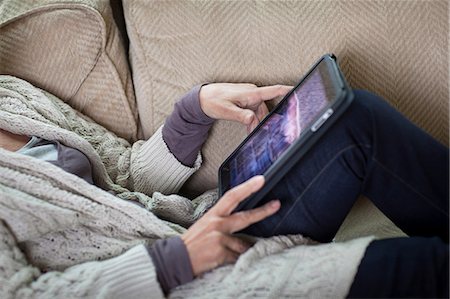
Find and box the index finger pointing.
[253,85,293,102]
[213,176,265,216]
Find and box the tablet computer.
[218,54,354,212]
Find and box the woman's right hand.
[199,83,292,133]
[181,176,280,276]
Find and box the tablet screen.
[227,61,338,188]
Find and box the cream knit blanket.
[0,76,373,298]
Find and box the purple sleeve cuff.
[146,236,194,295]
[162,84,215,167]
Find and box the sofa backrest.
[123,0,449,197]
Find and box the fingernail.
[270,200,280,209]
[252,175,265,183]
[245,112,254,122]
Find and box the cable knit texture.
[0,76,373,298]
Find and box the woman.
[0,75,447,298]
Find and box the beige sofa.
[1,0,448,241]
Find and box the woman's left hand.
[181,175,280,277]
[199,83,292,132]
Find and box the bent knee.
[352,89,394,113]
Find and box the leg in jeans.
[348,236,449,298]
[241,90,449,297]
[242,90,449,242]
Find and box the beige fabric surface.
[0,0,138,141]
[124,0,448,239]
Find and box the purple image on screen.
[229,69,330,188]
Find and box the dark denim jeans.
[241,90,449,297]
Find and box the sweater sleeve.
[162,84,214,167]
[129,126,203,195]
[0,221,165,299]
[129,85,214,195]
[147,236,194,295]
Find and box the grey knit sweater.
[0,75,373,298]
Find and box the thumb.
[241,109,256,125]
[224,103,256,125]
[247,115,260,134]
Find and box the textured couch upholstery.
[0,0,139,141]
[1,0,448,240]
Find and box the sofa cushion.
[0,0,138,141]
[123,0,447,238]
